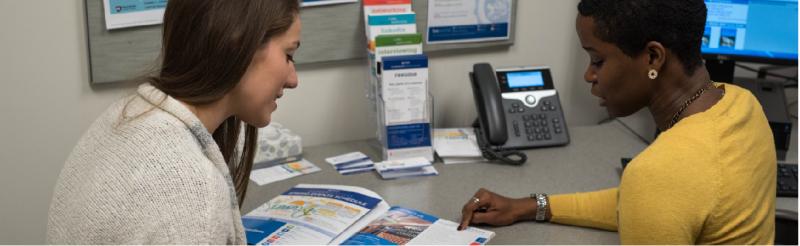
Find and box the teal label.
[368,13,416,25]
[108,0,167,15]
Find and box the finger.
[459,190,492,230]
[458,208,474,231]
[459,190,485,230]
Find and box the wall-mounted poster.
[103,0,167,30]
[427,0,512,44]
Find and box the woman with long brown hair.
[47,0,301,244]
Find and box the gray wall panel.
[85,0,516,83]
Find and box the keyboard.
[621,158,798,197]
[778,163,798,197]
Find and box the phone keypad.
[522,114,552,141]
[504,96,569,149]
[510,100,566,142]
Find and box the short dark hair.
[578,0,707,75]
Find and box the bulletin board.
[85,0,517,84]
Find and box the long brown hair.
[149,0,300,207]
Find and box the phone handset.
[469,63,527,165]
[471,63,507,144]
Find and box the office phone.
[469,63,570,164]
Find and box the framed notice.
[103,0,167,30]
[427,0,512,44]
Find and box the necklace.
[664,82,718,130]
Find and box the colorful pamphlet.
[374,157,438,179]
[249,159,321,186]
[362,0,413,24]
[325,152,376,175]
[380,54,429,124]
[367,12,418,51]
[242,184,494,245]
[378,54,434,162]
[373,33,423,76]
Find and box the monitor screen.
[507,71,545,88]
[702,0,798,63]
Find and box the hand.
[458,188,538,230]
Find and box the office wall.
[0,0,597,243]
[617,64,800,145]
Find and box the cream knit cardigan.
[47,83,246,244]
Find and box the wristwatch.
[530,193,549,222]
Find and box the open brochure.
[243,184,494,245]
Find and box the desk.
[241,121,798,244]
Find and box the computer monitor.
[702,0,798,81]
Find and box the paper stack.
[374,157,438,179]
[433,128,487,165]
[249,159,320,186]
[366,12,417,52]
[325,152,375,175]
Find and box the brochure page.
[243,184,384,245]
[342,206,494,245]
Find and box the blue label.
[335,163,375,171]
[386,123,432,149]
[108,0,167,15]
[342,232,399,245]
[382,54,428,70]
[428,23,509,42]
[368,13,416,25]
[282,187,382,209]
[242,217,286,245]
[720,28,738,37]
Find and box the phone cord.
[474,127,528,165]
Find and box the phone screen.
[506,71,544,88]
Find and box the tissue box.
[253,122,303,169]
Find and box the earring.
[648,69,658,80]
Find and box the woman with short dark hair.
[47,0,302,244]
[459,0,776,244]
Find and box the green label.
[376,33,422,47]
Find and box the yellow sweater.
[549,83,776,244]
